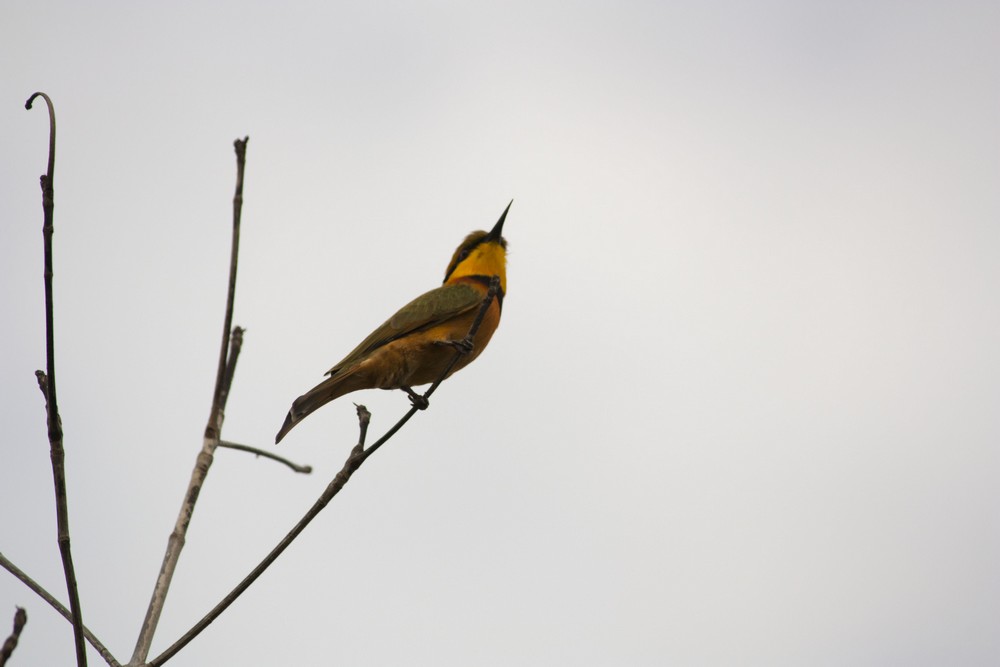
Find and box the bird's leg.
[401,386,429,410]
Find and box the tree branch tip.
[25,91,54,115]
[1,606,28,665]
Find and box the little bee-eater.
[275,202,511,444]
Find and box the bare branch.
[218,441,313,474]
[212,138,248,427]
[0,553,120,667]
[0,607,26,667]
[148,279,500,666]
[25,90,88,667]
[130,138,249,666]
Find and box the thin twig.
[0,607,26,667]
[149,278,500,666]
[130,138,249,666]
[218,441,313,473]
[25,90,88,667]
[0,552,120,667]
[213,140,248,426]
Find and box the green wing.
[326,282,483,375]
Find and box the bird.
[275,201,511,444]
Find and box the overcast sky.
[2,1,999,665]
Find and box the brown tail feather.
[274,369,369,443]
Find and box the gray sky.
[2,1,999,665]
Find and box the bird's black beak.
[485,199,512,243]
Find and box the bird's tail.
[275,369,368,444]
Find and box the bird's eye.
[458,249,471,261]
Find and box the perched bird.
[275,202,511,444]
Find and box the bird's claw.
[402,386,429,410]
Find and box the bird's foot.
[402,386,429,410]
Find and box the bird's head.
[443,201,511,294]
